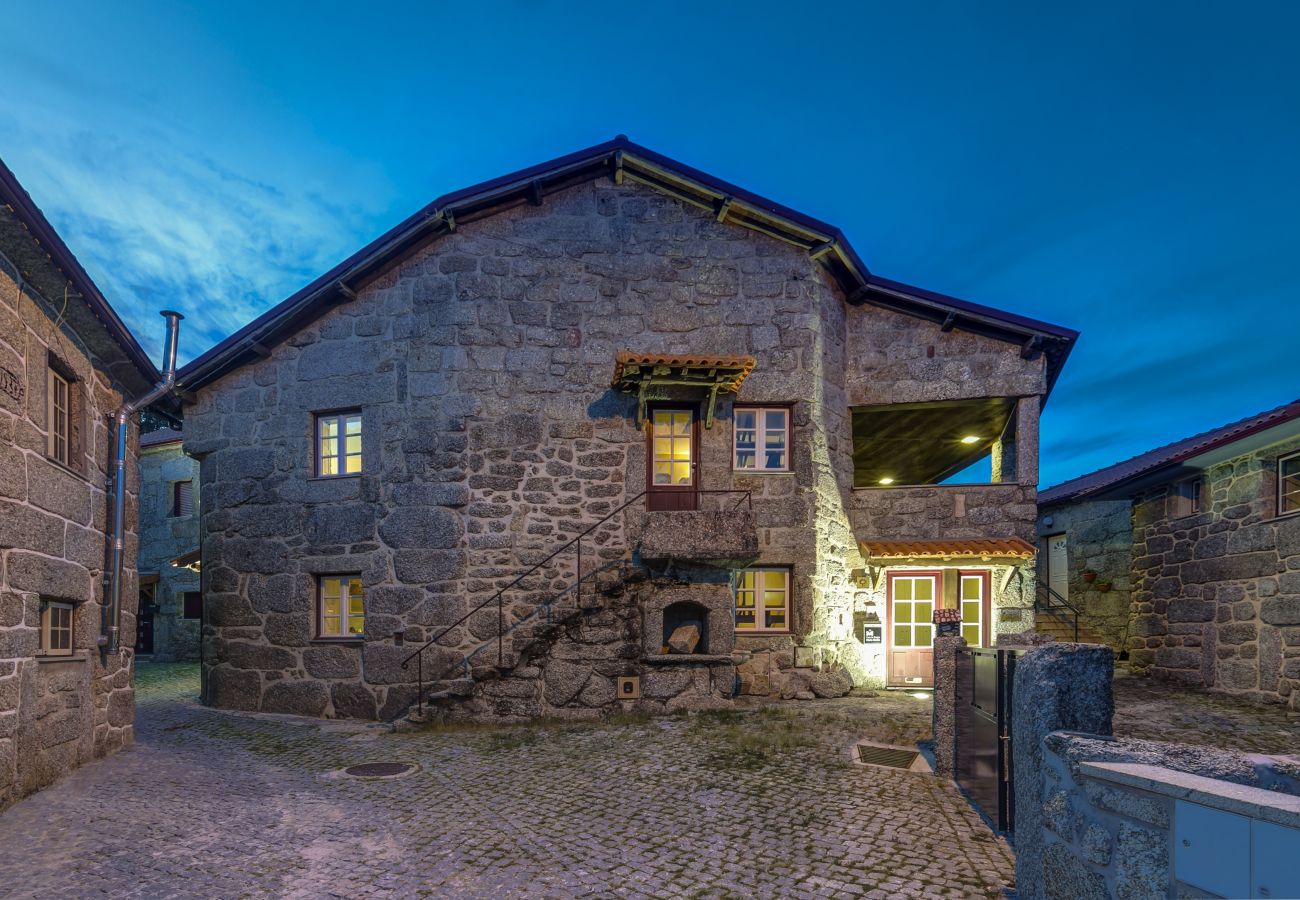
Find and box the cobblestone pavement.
[0,665,1013,899]
[1113,673,1300,754]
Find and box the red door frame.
[646,404,700,511]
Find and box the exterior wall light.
[960,435,981,444]
[878,477,895,485]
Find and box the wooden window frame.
[732,405,792,473]
[316,575,365,640]
[39,600,75,656]
[1169,476,1203,519]
[957,569,993,648]
[46,365,71,466]
[886,570,941,651]
[171,480,194,518]
[314,409,363,478]
[1279,451,1300,518]
[646,404,700,511]
[733,566,791,633]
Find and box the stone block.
[5,552,88,601]
[262,680,329,716]
[224,641,297,671]
[1114,822,1167,900]
[638,510,759,567]
[378,507,462,549]
[394,550,466,584]
[1261,597,1300,626]
[543,660,590,706]
[305,504,377,546]
[303,646,360,679]
[1042,842,1108,900]
[331,683,377,719]
[206,666,261,710]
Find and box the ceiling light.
[878,477,895,485]
[960,435,981,444]
[911,692,931,701]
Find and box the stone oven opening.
[662,600,709,655]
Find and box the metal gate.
[954,647,1020,832]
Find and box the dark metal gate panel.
[955,647,1020,833]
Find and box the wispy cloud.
[0,100,384,365]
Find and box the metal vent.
[855,746,920,769]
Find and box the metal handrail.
[398,488,753,717]
[1035,581,1080,642]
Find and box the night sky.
[1,1,1295,487]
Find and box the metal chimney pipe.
[102,310,183,652]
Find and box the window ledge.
[732,469,794,475]
[735,630,792,636]
[45,456,89,483]
[1267,510,1300,523]
[310,637,365,645]
[36,651,89,663]
[306,474,362,483]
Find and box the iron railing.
[398,488,753,716]
[1034,581,1080,642]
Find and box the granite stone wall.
[1129,435,1300,708]
[1036,499,1134,649]
[137,435,201,661]
[185,177,1048,717]
[0,253,139,811]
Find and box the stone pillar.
[931,629,966,779]
[1012,643,1114,900]
[1015,396,1039,487]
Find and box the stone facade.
[0,195,154,809]
[184,172,1053,720]
[137,429,201,661]
[1129,434,1300,706]
[1035,499,1134,649]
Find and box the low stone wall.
[1035,732,1300,899]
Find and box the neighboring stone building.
[0,158,162,809]
[136,427,201,662]
[1038,399,1300,707]
[177,137,1076,721]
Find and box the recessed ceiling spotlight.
[911,692,931,701]
[878,477,895,485]
[960,435,981,444]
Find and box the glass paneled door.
[887,572,938,687]
[647,408,698,511]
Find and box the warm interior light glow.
[911,692,930,701]
[878,477,895,485]
[960,435,981,444]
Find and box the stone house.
[136,426,201,661]
[1037,399,1300,707]
[0,158,163,809]
[177,137,1076,721]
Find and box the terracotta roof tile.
[859,538,1038,560]
[611,352,756,390]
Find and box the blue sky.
[1,1,1295,487]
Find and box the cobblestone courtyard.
[0,664,1013,899]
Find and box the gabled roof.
[177,136,1078,393]
[1040,399,1300,505]
[860,538,1038,560]
[0,156,159,388]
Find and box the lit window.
[47,367,70,466]
[734,407,790,472]
[316,411,362,477]
[890,576,934,649]
[734,567,789,631]
[40,601,74,656]
[1170,477,1203,518]
[171,480,194,517]
[960,574,985,647]
[318,576,365,638]
[1280,452,1300,516]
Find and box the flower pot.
[1096,583,1112,593]
[1082,572,1097,583]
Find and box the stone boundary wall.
[1035,732,1300,899]
[1036,499,1133,650]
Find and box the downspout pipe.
[101,310,183,652]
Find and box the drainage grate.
[856,745,920,769]
[343,762,416,778]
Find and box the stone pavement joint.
[0,663,1015,898]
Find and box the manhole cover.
[856,746,920,769]
[343,762,416,778]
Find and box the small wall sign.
[0,366,23,404]
[862,625,882,644]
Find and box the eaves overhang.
[176,135,1079,395]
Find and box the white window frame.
[47,366,70,466]
[733,406,791,472]
[40,601,75,656]
[734,567,790,632]
[315,410,362,478]
[1279,451,1300,518]
[317,575,365,639]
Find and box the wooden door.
[1047,534,1068,604]
[135,585,155,655]
[887,572,938,687]
[647,407,698,511]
